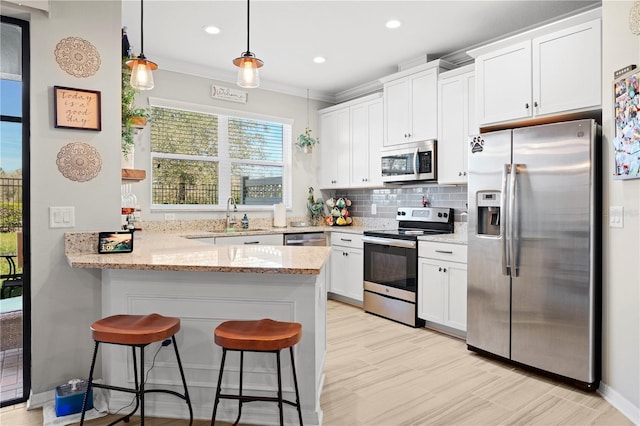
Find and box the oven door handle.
[362,236,417,249]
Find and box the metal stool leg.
[211,347,227,425]
[290,347,303,425]
[276,350,284,426]
[172,335,194,425]
[233,350,244,425]
[139,345,145,426]
[80,341,100,425]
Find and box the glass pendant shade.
[127,56,158,90]
[233,53,263,88]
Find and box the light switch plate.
[371,204,377,215]
[609,206,623,228]
[50,206,75,228]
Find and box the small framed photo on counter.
[98,231,134,254]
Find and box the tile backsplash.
[321,185,468,222]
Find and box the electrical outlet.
[609,206,623,228]
[50,206,75,228]
[371,203,377,215]
[164,213,176,220]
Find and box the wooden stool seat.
[211,319,304,425]
[80,313,193,426]
[214,318,302,351]
[91,313,180,345]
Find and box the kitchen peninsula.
[65,231,330,425]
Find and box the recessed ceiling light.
[386,20,402,29]
[203,25,221,35]
[313,56,326,64]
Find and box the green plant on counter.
[121,59,150,158]
[307,187,325,225]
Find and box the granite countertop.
[418,222,468,245]
[65,232,330,275]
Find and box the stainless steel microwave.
[381,140,437,183]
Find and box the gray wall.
[29,1,121,397]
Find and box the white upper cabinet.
[319,108,350,189]
[532,19,601,116]
[381,60,454,147]
[350,98,383,187]
[475,16,601,127]
[476,41,532,125]
[438,66,477,184]
[383,68,438,147]
[319,93,383,190]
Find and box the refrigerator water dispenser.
[476,191,500,236]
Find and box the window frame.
[148,97,293,211]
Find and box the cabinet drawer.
[330,232,363,249]
[419,241,467,263]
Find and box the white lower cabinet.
[329,232,363,303]
[418,241,467,333]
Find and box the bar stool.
[80,313,193,426]
[211,318,303,426]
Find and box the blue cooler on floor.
[55,379,93,417]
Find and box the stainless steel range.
[362,207,454,327]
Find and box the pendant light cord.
[306,89,310,128]
[246,0,251,53]
[140,0,145,56]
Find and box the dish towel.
[42,388,108,426]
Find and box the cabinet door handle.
[435,249,453,254]
[244,241,260,245]
[525,103,530,109]
[458,171,462,176]
[463,172,467,176]
[443,268,447,273]
[534,101,539,107]
[438,267,442,272]
[340,238,352,242]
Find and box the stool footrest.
[218,392,299,408]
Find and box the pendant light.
[233,0,263,88]
[126,0,157,90]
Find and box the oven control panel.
[396,207,452,223]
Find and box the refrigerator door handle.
[501,164,511,276]
[509,163,519,277]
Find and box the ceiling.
[121,1,600,102]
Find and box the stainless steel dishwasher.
[284,232,326,246]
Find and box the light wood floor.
[0,300,632,425]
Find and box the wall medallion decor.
[56,142,102,182]
[55,36,101,78]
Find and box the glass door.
[0,15,30,406]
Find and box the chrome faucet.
[226,196,238,230]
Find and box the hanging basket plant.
[296,127,318,153]
[296,89,319,153]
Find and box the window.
[149,98,292,210]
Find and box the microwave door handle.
[501,163,510,276]
[413,148,419,178]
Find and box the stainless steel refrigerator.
[467,119,601,390]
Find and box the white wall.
[29,1,121,396]
[130,69,331,222]
[601,1,640,423]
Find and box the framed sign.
[54,86,102,131]
[612,69,640,179]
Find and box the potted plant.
[296,127,318,153]
[121,58,150,159]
